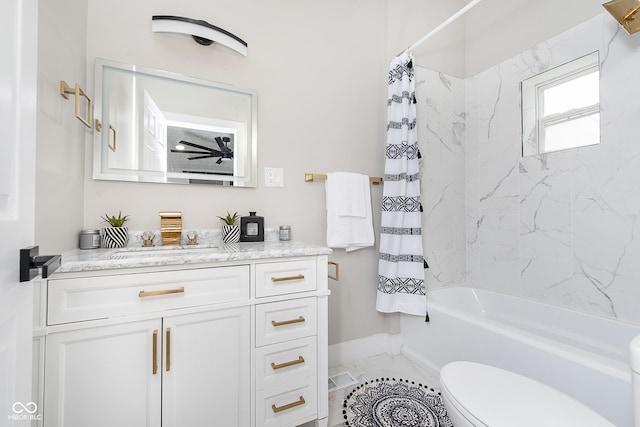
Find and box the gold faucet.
[159,211,182,246]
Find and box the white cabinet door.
[44,320,162,427]
[162,307,250,427]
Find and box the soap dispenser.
[240,211,264,242]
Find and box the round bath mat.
[343,378,453,427]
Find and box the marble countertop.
[57,240,332,274]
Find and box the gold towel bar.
[60,80,92,129]
[305,173,382,185]
[328,261,339,281]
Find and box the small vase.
[222,225,240,243]
[101,227,129,248]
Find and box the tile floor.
[326,352,441,427]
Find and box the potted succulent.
[100,211,130,248]
[217,211,240,243]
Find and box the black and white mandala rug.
[343,378,454,427]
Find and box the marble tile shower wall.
[419,13,640,325]
[415,67,466,289]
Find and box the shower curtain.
[376,51,427,318]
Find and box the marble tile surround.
[415,67,467,289]
[418,13,640,325]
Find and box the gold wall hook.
[60,80,92,128]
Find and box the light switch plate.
[264,167,284,187]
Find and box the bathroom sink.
[109,245,220,258]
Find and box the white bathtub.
[400,287,640,427]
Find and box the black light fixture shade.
[152,15,248,56]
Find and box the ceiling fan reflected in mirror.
[170,137,233,164]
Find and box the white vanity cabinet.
[254,259,325,427]
[36,250,329,427]
[44,318,164,426]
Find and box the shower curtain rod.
[398,0,484,56]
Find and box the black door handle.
[19,246,61,282]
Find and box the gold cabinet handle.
[271,274,304,283]
[165,328,171,372]
[271,356,305,370]
[271,316,305,327]
[152,330,158,375]
[272,396,305,413]
[139,287,185,298]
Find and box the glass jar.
[279,226,291,241]
[79,229,101,249]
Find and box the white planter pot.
[101,227,129,248]
[222,225,240,243]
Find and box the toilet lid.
[439,361,614,427]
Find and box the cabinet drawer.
[255,297,317,347]
[256,336,317,390]
[48,266,249,325]
[256,377,318,427]
[255,260,316,297]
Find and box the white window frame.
[521,51,600,157]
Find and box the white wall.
[35,0,87,253]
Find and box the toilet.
[631,334,640,427]
[439,361,614,427]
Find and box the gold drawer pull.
[271,274,304,283]
[272,396,305,413]
[139,287,185,298]
[152,330,158,375]
[271,316,305,327]
[271,356,305,370]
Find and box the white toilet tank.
[631,334,640,427]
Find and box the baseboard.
[400,345,441,374]
[328,333,403,367]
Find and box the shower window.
[521,51,600,156]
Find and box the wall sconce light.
[603,0,640,34]
[151,15,248,56]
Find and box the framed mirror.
[93,59,257,186]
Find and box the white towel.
[325,172,374,252]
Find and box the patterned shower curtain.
[376,51,427,318]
